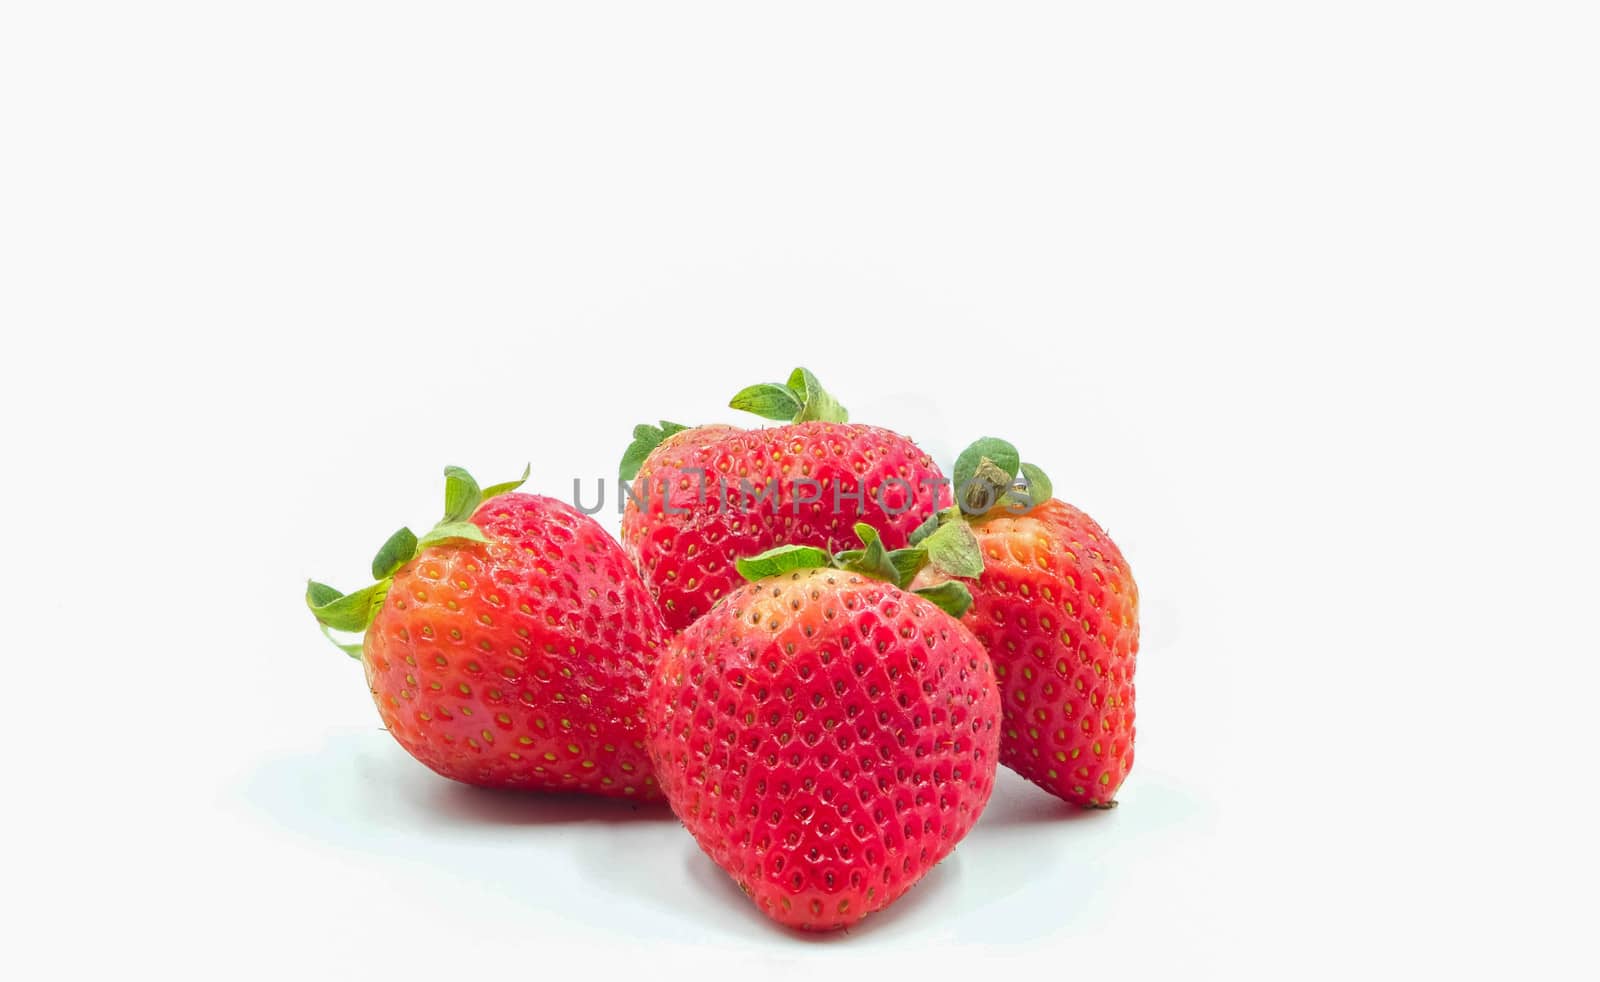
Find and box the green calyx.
[734,521,982,619]
[619,420,691,481]
[951,437,1054,517]
[729,367,849,425]
[305,464,529,658]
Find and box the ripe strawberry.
[619,367,952,631]
[911,438,1139,807]
[307,466,669,797]
[647,530,1000,931]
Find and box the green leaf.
[922,519,984,579]
[306,579,388,633]
[958,456,1018,515]
[788,367,849,424]
[913,581,974,619]
[736,544,833,582]
[306,579,343,607]
[482,464,532,501]
[837,522,898,583]
[370,527,419,580]
[908,511,941,547]
[620,424,663,481]
[887,548,928,589]
[953,438,1020,491]
[1008,462,1053,512]
[441,466,482,524]
[620,421,692,481]
[728,368,848,425]
[418,521,490,548]
[729,384,803,422]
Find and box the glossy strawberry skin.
[647,569,1001,931]
[362,494,669,797]
[622,421,952,631]
[922,500,1138,806]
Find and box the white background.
[3,3,1596,978]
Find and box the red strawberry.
[647,532,1000,931]
[307,466,670,797]
[911,439,1139,807]
[620,368,952,631]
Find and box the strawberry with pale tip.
[647,523,999,931]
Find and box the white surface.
[3,3,1595,979]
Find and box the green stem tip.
[951,437,1053,516]
[729,367,849,425]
